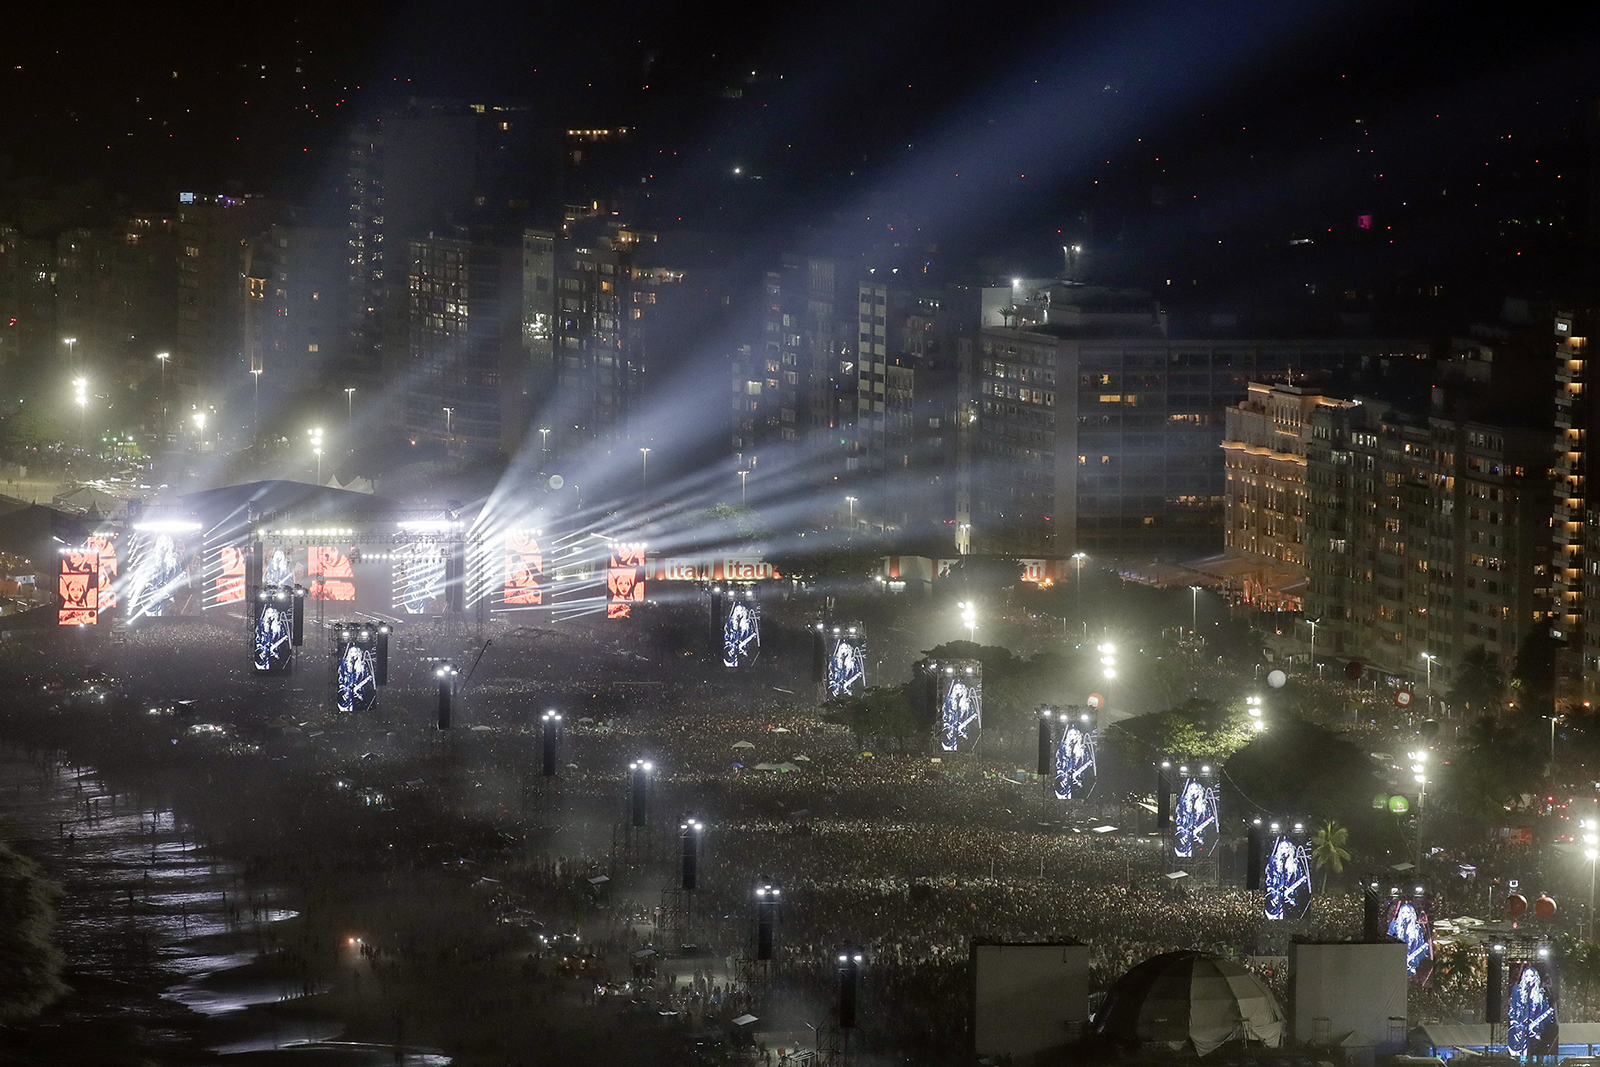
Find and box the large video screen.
[309,546,356,602]
[1054,720,1097,800]
[262,545,296,589]
[503,531,543,607]
[938,665,982,751]
[1173,776,1220,859]
[1383,897,1433,982]
[216,544,247,605]
[253,593,293,672]
[336,632,378,713]
[722,597,760,668]
[86,534,118,610]
[125,532,194,619]
[1509,959,1557,1060]
[57,547,99,626]
[1263,831,1312,921]
[395,544,446,614]
[827,630,866,698]
[607,545,646,619]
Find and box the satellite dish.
[1267,669,1287,689]
[549,475,565,490]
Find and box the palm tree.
[1311,820,1351,893]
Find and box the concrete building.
[1220,383,1353,608]
[174,191,276,415]
[962,286,1429,558]
[1303,393,1551,694]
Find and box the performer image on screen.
[1509,964,1554,1060]
[338,644,376,713]
[1263,837,1311,920]
[829,640,864,696]
[1174,779,1218,858]
[939,679,979,750]
[1387,901,1433,975]
[254,605,289,671]
[263,547,294,589]
[1053,725,1095,800]
[724,602,758,667]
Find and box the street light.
[1073,552,1088,634]
[640,446,651,489]
[739,469,748,505]
[442,407,454,437]
[845,495,857,535]
[1189,585,1200,636]
[63,337,77,367]
[959,601,977,643]
[344,387,355,430]
[1409,747,1428,866]
[72,377,87,441]
[309,427,324,484]
[1420,652,1437,713]
[1247,694,1264,731]
[1307,617,1321,675]
[1098,642,1117,680]
[251,368,263,442]
[1583,818,1599,939]
[539,427,550,461]
[156,353,170,443]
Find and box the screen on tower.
[607,544,646,619]
[57,547,99,625]
[1054,720,1097,800]
[1263,831,1312,921]
[826,630,866,698]
[262,545,295,589]
[126,532,192,618]
[252,593,292,672]
[86,534,118,609]
[1383,896,1433,981]
[503,531,543,606]
[335,628,378,713]
[309,546,356,602]
[1173,775,1219,859]
[938,664,982,752]
[1509,958,1557,1060]
[395,544,446,614]
[722,597,760,668]
[216,544,247,605]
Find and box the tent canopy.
[1092,951,1285,1057]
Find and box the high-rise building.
[1219,383,1353,608]
[404,226,526,457]
[1554,310,1600,705]
[963,286,1429,558]
[1303,392,1551,695]
[174,191,276,413]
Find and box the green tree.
[0,403,63,448]
[824,685,923,746]
[1311,820,1351,893]
[1449,645,1505,715]
[1511,627,1560,719]
[0,841,67,1022]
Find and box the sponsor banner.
[648,558,781,582]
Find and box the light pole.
[73,377,87,442]
[345,387,355,431]
[1583,818,1599,940]
[640,446,651,489]
[1073,552,1088,633]
[1189,585,1200,636]
[1247,694,1265,731]
[442,407,454,437]
[959,601,977,643]
[845,495,857,537]
[739,469,748,505]
[1307,617,1320,674]
[309,427,324,484]
[1551,714,1563,761]
[251,368,263,443]
[156,352,169,443]
[63,337,77,369]
[539,427,550,463]
[1420,652,1437,714]
[193,409,206,450]
[1410,747,1428,866]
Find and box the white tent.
[1091,951,1284,1057]
[732,741,756,750]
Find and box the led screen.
[57,548,98,625]
[1263,834,1312,920]
[253,596,292,672]
[126,533,190,618]
[336,635,377,714]
[1383,898,1433,981]
[723,598,760,668]
[216,545,247,604]
[309,546,356,602]
[607,545,646,619]
[86,534,117,610]
[503,531,543,607]
[827,633,866,698]
[262,546,296,589]
[1173,777,1219,859]
[1509,959,1557,1060]
[938,668,982,751]
[1054,723,1097,800]
[396,544,446,614]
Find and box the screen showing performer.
[253,600,291,672]
[938,670,982,751]
[723,598,760,668]
[337,639,377,714]
[827,633,866,698]
[1263,835,1312,920]
[1384,898,1434,980]
[1508,960,1556,1061]
[1173,777,1219,859]
[1054,723,1097,800]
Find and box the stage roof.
[176,480,406,527]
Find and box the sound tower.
[811,623,826,684]
[1037,711,1055,776]
[629,760,652,828]
[1246,821,1264,891]
[435,664,456,729]
[375,624,390,685]
[290,585,306,646]
[1157,761,1171,828]
[755,883,780,961]
[1362,881,1383,942]
[1487,942,1505,1036]
[680,817,702,891]
[838,951,861,1029]
[541,710,561,777]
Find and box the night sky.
[5,1,1598,297]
